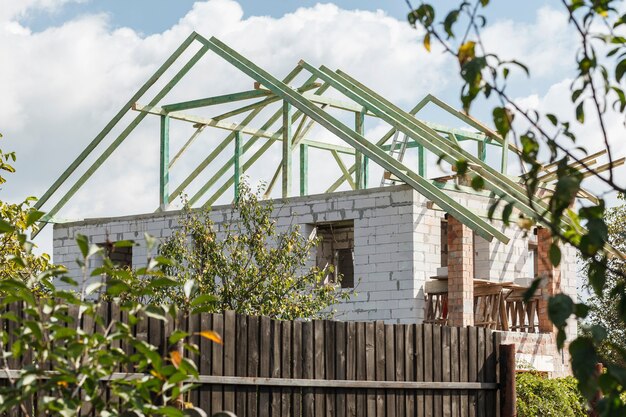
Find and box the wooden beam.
[354,110,365,189]
[234,131,242,201]
[332,150,356,190]
[159,115,170,210]
[300,143,308,196]
[282,101,293,198]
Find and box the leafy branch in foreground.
[407,1,626,415]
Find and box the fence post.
[499,344,516,417]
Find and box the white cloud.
[2,1,624,255]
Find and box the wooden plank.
[336,321,347,417]
[476,328,486,417]
[211,313,224,414]
[248,316,259,417]
[365,322,376,417]
[282,321,293,417]
[468,327,478,417]
[494,332,502,417]
[271,319,281,417]
[189,312,202,409]
[451,327,460,417]
[346,322,357,417]
[326,320,336,417]
[293,320,303,417]
[235,313,248,417]
[259,316,271,417]
[314,320,325,417]
[375,321,385,417]
[223,310,236,413]
[395,325,406,417]
[433,325,442,417]
[302,321,314,417]
[416,324,424,417]
[423,324,433,417]
[459,327,469,417]
[385,324,396,417]
[442,326,451,417]
[405,324,415,417]
[352,322,364,417]
[485,329,496,417]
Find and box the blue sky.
[22,0,548,34]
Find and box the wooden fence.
[1,305,512,417]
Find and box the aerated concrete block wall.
[52,185,578,330]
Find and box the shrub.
[516,372,587,417]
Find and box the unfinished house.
[39,33,615,377]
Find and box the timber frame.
[35,32,622,248]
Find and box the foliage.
[0,134,51,283]
[406,0,626,416]
[153,182,352,320]
[406,0,626,414]
[582,196,626,365]
[0,139,219,416]
[516,372,587,417]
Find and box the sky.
[1,0,625,257]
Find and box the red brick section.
[537,227,561,333]
[447,216,474,327]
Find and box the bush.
[516,372,587,417]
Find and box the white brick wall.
[52,185,578,329]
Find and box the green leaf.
[523,277,541,302]
[548,293,574,328]
[0,219,15,234]
[549,243,561,266]
[502,202,514,226]
[546,113,558,126]
[168,330,188,345]
[492,107,513,138]
[616,59,626,82]
[190,293,219,307]
[76,234,89,258]
[575,101,585,123]
[25,210,45,227]
[113,240,135,248]
[470,175,484,191]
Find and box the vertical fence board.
[405,324,415,417]
[443,326,451,417]
[375,321,385,417]
[314,320,325,417]
[281,321,292,417]
[384,324,396,417]
[336,321,347,417]
[356,322,367,417]
[293,320,303,417]
[223,310,236,413]
[325,320,336,417]
[271,318,281,417]
[259,316,271,417]
[415,324,424,417]
[211,313,224,414]
[365,322,376,417]
[468,327,478,417]
[459,327,469,417]
[423,324,433,417]
[235,314,248,417]
[198,313,211,413]
[450,326,460,417]
[477,328,486,417]
[302,321,314,417]
[247,316,259,417]
[395,325,405,417]
[346,322,357,417]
